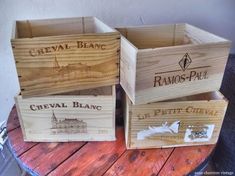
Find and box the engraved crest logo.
[179,53,192,71]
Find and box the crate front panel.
[127,100,227,149]
[135,42,230,104]
[12,33,120,97]
[16,96,115,141]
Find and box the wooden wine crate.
[124,91,228,149]
[15,86,116,142]
[117,24,231,105]
[11,17,120,97]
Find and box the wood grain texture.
[7,127,38,157]
[117,24,186,49]
[48,127,126,176]
[12,17,120,97]
[125,92,228,149]
[119,36,137,103]
[135,42,230,104]
[117,23,231,105]
[7,111,215,176]
[104,148,173,176]
[20,142,85,175]
[15,86,116,142]
[158,145,215,176]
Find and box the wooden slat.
[7,106,20,132]
[104,148,173,176]
[158,145,215,176]
[119,36,137,103]
[48,127,126,176]
[7,128,38,157]
[20,142,86,175]
[117,24,186,49]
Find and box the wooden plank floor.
[7,107,215,176]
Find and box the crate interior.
[117,24,228,49]
[14,17,115,38]
[163,91,225,102]
[56,86,113,96]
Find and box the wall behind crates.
[0,0,235,123]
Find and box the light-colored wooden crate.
[124,91,228,149]
[11,17,120,97]
[117,24,231,105]
[15,86,116,142]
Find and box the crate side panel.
[185,24,230,44]
[12,34,120,97]
[16,95,115,142]
[135,42,230,104]
[16,18,84,38]
[120,36,137,103]
[123,95,131,148]
[124,24,185,49]
[128,99,228,149]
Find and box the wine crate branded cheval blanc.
[11,17,120,97]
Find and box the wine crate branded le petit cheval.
[117,23,231,105]
[124,91,228,149]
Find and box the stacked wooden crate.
[11,17,231,149]
[11,17,120,142]
[117,24,231,149]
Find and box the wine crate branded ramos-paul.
[153,53,209,87]
[117,23,231,104]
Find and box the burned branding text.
[30,102,102,111]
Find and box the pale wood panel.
[15,17,116,38]
[124,92,228,149]
[16,18,83,38]
[135,74,226,105]
[15,86,116,142]
[58,85,112,95]
[118,23,231,105]
[135,42,230,104]
[185,24,229,44]
[117,24,187,49]
[94,17,117,33]
[120,36,137,103]
[165,91,224,102]
[136,44,228,82]
[12,33,119,97]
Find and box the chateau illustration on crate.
[15,85,116,142]
[52,55,114,80]
[51,111,87,134]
